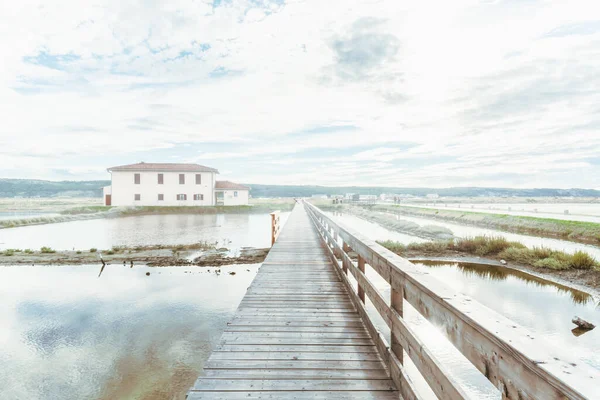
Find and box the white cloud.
[0,0,599,187]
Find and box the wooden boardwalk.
[188,204,399,399]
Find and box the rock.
[500,259,507,265]
[145,272,150,276]
[572,316,595,330]
[229,271,236,275]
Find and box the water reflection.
[0,212,290,251]
[0,264,259,400]
[412,261,600,370]
[418,260,594,305]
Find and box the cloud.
[327,17,400,82]
[0,0,599,188]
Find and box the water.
[325,211,429,244]
[0,264,259,400]
[369,210,600,259]
[0,212,290,252]
[402,202,600,223]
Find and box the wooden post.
[391,284,404,364]
[270,211,280,246]
[357,255,365,302]
[342,242,350,274]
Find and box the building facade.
[103,163,249,206]
[215,181,251,206]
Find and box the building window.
[158,194,164,201]
[177,194,187,201]
[234,191,238,197]
[195,174,201,184]
[193,194,204,201]
[179,174,185,184]
[134,194,141,201]
[134,173,140,184]
[158,174,163,184]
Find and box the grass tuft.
[40,246,56,254]
[569,251,597,270]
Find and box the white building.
[215,181,250,206]
[103,162,249,206]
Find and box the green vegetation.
[366,204,600,245]
[60,206,113,215]
[40,246,56,254]
[118,202,294,216]
[2,249,15,256]
[90,248,97,253]
[377,236,600,271]
[24,249,33,254]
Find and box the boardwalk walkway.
[188,204,399,399]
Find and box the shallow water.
[0,212,290,252]
[401,202,600,223]
[336,208,600,259]
[0,264,259,400]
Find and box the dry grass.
[377,235,600,271]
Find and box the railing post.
[357,255,365,302]
[391,284,404,364]
[342,242,350,274]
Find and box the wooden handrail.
[304,201,597,400]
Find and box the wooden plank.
[225,326,368,333]
[214,344,379,353]
[203,369,391,379]
[208,352,383,361]
[220,332,371,339]
[217,338,375,346]
[188,391,401,399]
[191,379,396,391]
[205,359,387,370]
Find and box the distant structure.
[426,193,440,199]
[103,162,249,206]
[311,194,329,199]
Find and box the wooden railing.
[270,211,281,246]
[304,201,597,400]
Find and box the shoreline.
[2,243,598,298]
[0,244,270,267]
[406,254,600,299]
[0,202,295,230]
[317,203,600,246]
[375,204,600,246]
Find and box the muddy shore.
[0,244,270,267]
[400,248,600,293]
[3,240,598,297]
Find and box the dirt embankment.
[0,243,270,267]
[367,204,600,245]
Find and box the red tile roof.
[215,180,250,190]
[108,162,219,173]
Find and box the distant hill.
[245,185,600,198]
[1,179,598,198]
[0,179,110,198]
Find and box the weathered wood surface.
[305,201,599,400]
[188,204,400,399]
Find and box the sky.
[1,0,599,188]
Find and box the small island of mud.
[0,243,270,268]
